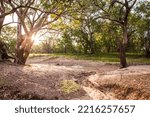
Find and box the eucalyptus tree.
[135,1,150,57]
[91,0,137,67]
[7,0,72,64]
[79,16,102,54]
[66,0,102,54]
[0,0,31,33]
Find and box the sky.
[4,13,18,27]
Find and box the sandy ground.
[0,56,150,100]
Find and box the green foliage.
[133,1,150,57]
[1,0,150,63]
[0,26,17,53]
[56,28,75,53]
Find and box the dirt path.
[0,56,150,100]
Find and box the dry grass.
[60,80,80,94]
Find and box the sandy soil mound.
[0,57,150,100]
[85,66,150,100]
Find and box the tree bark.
[14,15,34,64]
[14,35,33,64]
[119,43,127,68]
[119,26,128,68]
[0,17,4,34]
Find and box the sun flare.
[31,35,41,45]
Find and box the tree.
[0,0,30,33]
[80,16,100,54]
[92,0,137,67]
[0,26,17,52]
[7,0,70,64]
[0,0,20,60]
[135,1,150,58]
[0,26,17,60]
[59,30,75,53]
[98,21,118,53]
[0,0,39,61]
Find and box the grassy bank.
[29,53,150,64]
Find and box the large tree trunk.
[119,43,127,68]
[14,35,33,64]
[14,17,33,64]
[119,26,128,68]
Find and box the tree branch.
[2,22,20,27]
